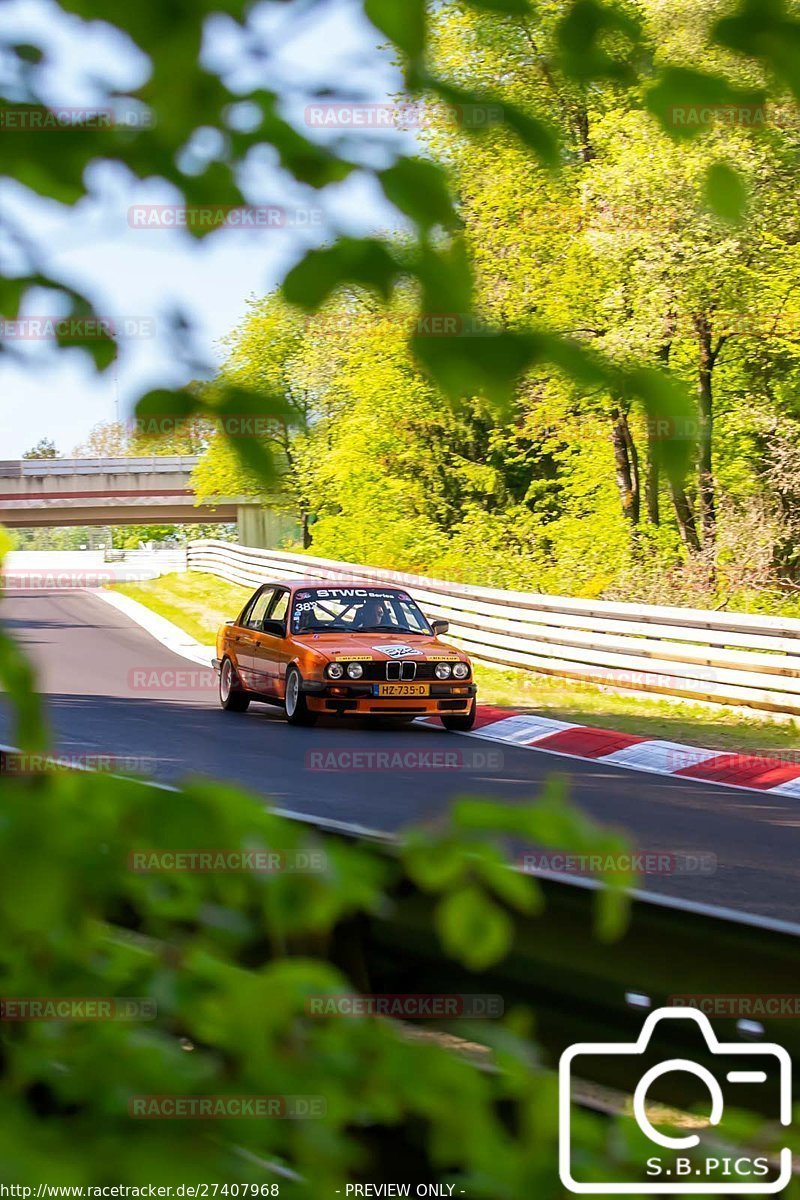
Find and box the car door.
[249,586,291,697]
[232,587,274,689]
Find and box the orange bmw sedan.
[213,580,476,729]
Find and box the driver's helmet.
[359,599,390,627]
[296,606,315,632]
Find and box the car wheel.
[441,700,476,732]
[219,657,250,712]
[284,665,317,727]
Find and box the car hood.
[295,632,467,661]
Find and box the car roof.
[271,579,406,591]
[246,579,409,592]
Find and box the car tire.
[284,665,317,727]
[219,657,250,712]
[441,700,476,732]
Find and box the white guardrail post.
[186,539,800,716]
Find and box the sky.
[0,0,412,457]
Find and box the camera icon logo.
[559,1007,791,1193]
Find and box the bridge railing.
[10,456,201,475]
[186,538,800,717]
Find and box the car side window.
[269,590,289,626]
[246,588,274,630]
[238,596,256,627]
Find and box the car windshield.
[290,587,432,635]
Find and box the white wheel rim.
[286,671,299,716]
[221,660,232,702]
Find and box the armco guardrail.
[108,547,187,571]
[186,539,800,716]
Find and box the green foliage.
[365,0,426,63]
[109,526,181,549]
[436,885,515,970]
[556,0,643,82]
[403,776,631,973]
[0,761,640,1191]
[0,628,47,751]
[645,68,765,140]
[283,239,405,311]
[714,0,800,100]
[704,160,749,223]
[21,438,59,459]
[379,159,458,231]
[431,78,561,167]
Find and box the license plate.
[374,683,430,697]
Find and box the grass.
[112,571,800,756]
[114,572,252,646]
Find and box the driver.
[357,599,393,629]
[296,606,316,632]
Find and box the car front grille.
[347,660,441,682]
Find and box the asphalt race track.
[2,586,799,924]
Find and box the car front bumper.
[301,679,476,716]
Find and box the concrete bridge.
[0,457,297,546]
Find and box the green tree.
[425,0,800,582]
[22,438,59,459]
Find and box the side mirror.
[431,619,449,636]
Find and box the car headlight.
[435,662,452,679]
[346,662,363,679]
[452,662,470,679]
[326,662,344,679]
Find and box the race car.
[212,579,476,730]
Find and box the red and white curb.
[422,707,800,798]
